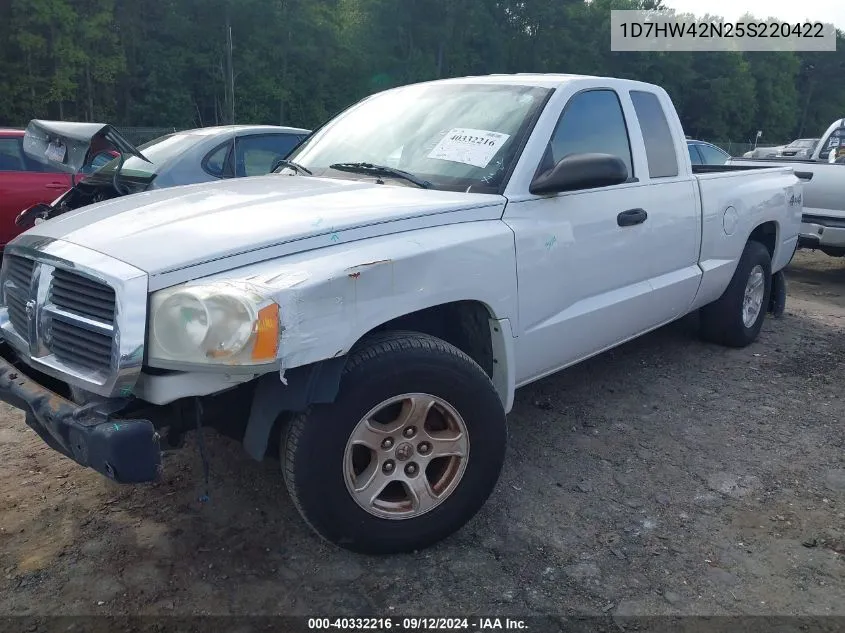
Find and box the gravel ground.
[0,249,843,618]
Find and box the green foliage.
[0,0,842,144]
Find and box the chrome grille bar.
[0,236,148,398]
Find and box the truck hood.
[19,175,506,281]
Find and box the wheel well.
[370,301,495,378]
[748,221,777,259]
[242,301,498,462]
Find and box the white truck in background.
[730,118,845,257]
[0,74,804,554]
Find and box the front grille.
[45,269,116,372]
[6,255,34,289]
[48,316,113,369]
[3,256,34,337]
[6,294,28,336]
[1,255,117,374]
[50,268,116,323]
[0,237,147,398]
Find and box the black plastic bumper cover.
[0,348,161,483]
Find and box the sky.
[663,0,845,30]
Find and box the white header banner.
[610,10,837,52]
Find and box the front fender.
[222,221,519,372]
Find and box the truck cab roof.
[407,73,666,93]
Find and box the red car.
[0,127,117,251]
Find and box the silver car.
[686,139,731,165]
[18,123,311,226]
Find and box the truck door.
[503,88,672,384]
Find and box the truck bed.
[689,164,803,311]
[693,163,815,180]
[726,157,841,218]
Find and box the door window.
[0,137,70,173]
[0,138,26,171]
[203,142,232,178]
[235,134,303,177]
[544,89,633,181]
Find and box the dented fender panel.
[198,221,519,378]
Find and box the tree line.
[1,0,843,145]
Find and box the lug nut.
[381,437,394,449]
[403,426,417,439]
[418,442,431,455]
[404,463,418,476]
[383,460,395,474]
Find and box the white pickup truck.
[730,118,845,256]
[0,74,804,554]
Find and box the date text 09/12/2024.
[306,617,528,631]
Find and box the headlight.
[148,282,280,367]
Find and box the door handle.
[46,183,68,189]
[617,208,648,227]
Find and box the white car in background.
[776,138,820,160]
[742,145,786,159]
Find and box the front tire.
[699,240,772,348]
[283,331,507,554]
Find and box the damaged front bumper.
[0,344,161,483]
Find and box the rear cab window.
[630,90,679,178]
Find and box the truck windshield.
[286,83,552,193]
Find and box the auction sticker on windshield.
[428,128,510,168]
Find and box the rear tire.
[282,330,507,554]
[699,240,772,348]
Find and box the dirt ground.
[0,249,843,618]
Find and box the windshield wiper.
[273,159,313,175]
[329,162,431,189]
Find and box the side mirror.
[530,153,629,195]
